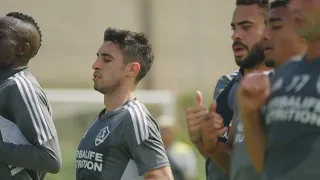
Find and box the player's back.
[76,99,169,180]
[262,57,320,180]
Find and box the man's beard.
[235,42,265,69]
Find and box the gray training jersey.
[0,67,61,180]
[206,70,238,180]
[231,71,273,180]
[76,99,169,180]
[262,56,320,180]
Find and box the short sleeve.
[213,71,238,100]
[124,102,170,175]
[7,78,53,146]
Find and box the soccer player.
[0,12,62,179]
[237,0,320,179]
[186,0,269,179]
[76,28,173,180]
[228,1,308,180]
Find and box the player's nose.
[262,28,270,41]
[92,58,103,70]
[232,29,243,41]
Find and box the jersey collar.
[98,98,137,119]
[234,68,244,82]
[0,66,28,83]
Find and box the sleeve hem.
[138,161,170,176]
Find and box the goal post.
[44,88,177,117]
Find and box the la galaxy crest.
[95,126,110,146]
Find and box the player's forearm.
[0,139,61,173]
[210,142,232,174]
[242,112,266,174]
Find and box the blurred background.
[2,1,238,179]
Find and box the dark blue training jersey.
[206,70,239,180]
[262,56,320,180]
[230,70,273,180]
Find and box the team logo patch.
[95,126,110,146]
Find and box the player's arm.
[209,112,235,173]
[242,111,266,174]
[124,112,173,180]
[238,73,270,174]
[0,83,62,173]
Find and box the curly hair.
[6,12,42,58]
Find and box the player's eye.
[104,59,112,63]
[271,25,283,30]
[240,25,252,32]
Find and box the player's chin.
[235,56,247,66]
[93,84,104,92]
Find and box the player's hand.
[201,101,228,152]
[186,91,207,144]
[237,73,270,116]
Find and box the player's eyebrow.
[268,17,282,23]
[96,53,115,59]
[231,20,254,28]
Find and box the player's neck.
[243,62,270,76]
[306,40,320,62]
[103,84,135,112]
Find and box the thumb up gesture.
[186,91,208,143]
[201,100,228,152]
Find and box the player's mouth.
[264,46,273,54]
[93,72,102,81]
[233,45,247,57]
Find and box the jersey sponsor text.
[265,95,320,126]
[76,150,103,172]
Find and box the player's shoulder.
[8,69,41,89]
[122,99,151,121]
[274,55,304,76]
[121,99,158,139]
[217,70,239,84]
[7,73,47,105]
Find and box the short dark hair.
[6,12,42,58]
[236,0,270,15]
[103,27,154,84]
[270,0,289,9]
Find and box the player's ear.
[17,43,30,56]
[126,62,140,77]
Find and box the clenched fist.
[186,91,207,143]
[237,73,271,117]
